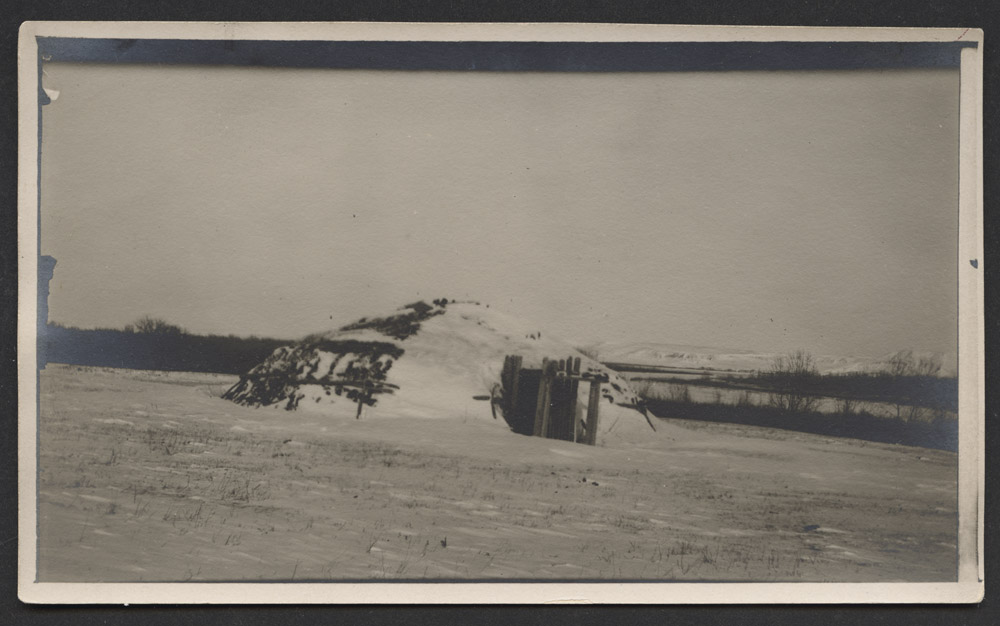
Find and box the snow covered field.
[36,364,957,582]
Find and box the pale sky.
[39,63,959,357]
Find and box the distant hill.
[584,341,957,378]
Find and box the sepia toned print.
[18,22,984,604]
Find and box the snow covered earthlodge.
[223,300,657,444]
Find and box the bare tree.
[882,350,942,421]
[914,354,943,377]
[770,350,818,378]
[836,396,868,417]
[124,315,184,335]
[766,350,821,414]
[885,350,942,378]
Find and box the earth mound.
[223,300,656,441]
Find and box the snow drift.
[223,300,655,442]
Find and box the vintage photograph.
[18,23,984,603]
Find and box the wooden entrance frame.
[500,354,608,446]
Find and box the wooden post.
[508,355,522,423]
[533,358,550,437]
[555,356,572,442]
[585,379,602,445]
[551,358,567,441]
[538,361,555,439]
[570,357,581,442]
[501,355,512,409]
[502,354,523,421]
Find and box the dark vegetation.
[41,319,288,375]
[122,315,184,335]
[736,350,956,415]
[221,299,454,412]
[337,299,446,340]
[222,339,404,412]
[42,301,454,413]
[635,350,958,451]
[643,393,957,451]
[41,298,449,375]
[622,350,956,411]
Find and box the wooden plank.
[556,355,569,441]
[570,357,581,442]
[563,358,576,441]
[549,376,562,440]
[501,356,512,410]
[538,361,555,439]
[556,357,570,441]
[641,406,658,432]
[500,355,513,408]
[551,379,569,441]
[585,379,602,445]
[567,380,579,443]
[533,358,549,437]
[509,355,522,423]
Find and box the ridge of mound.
[223,300,659,442]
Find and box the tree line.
[742,349,956,418]
[41,317,289,375]
[636,349,959,451]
